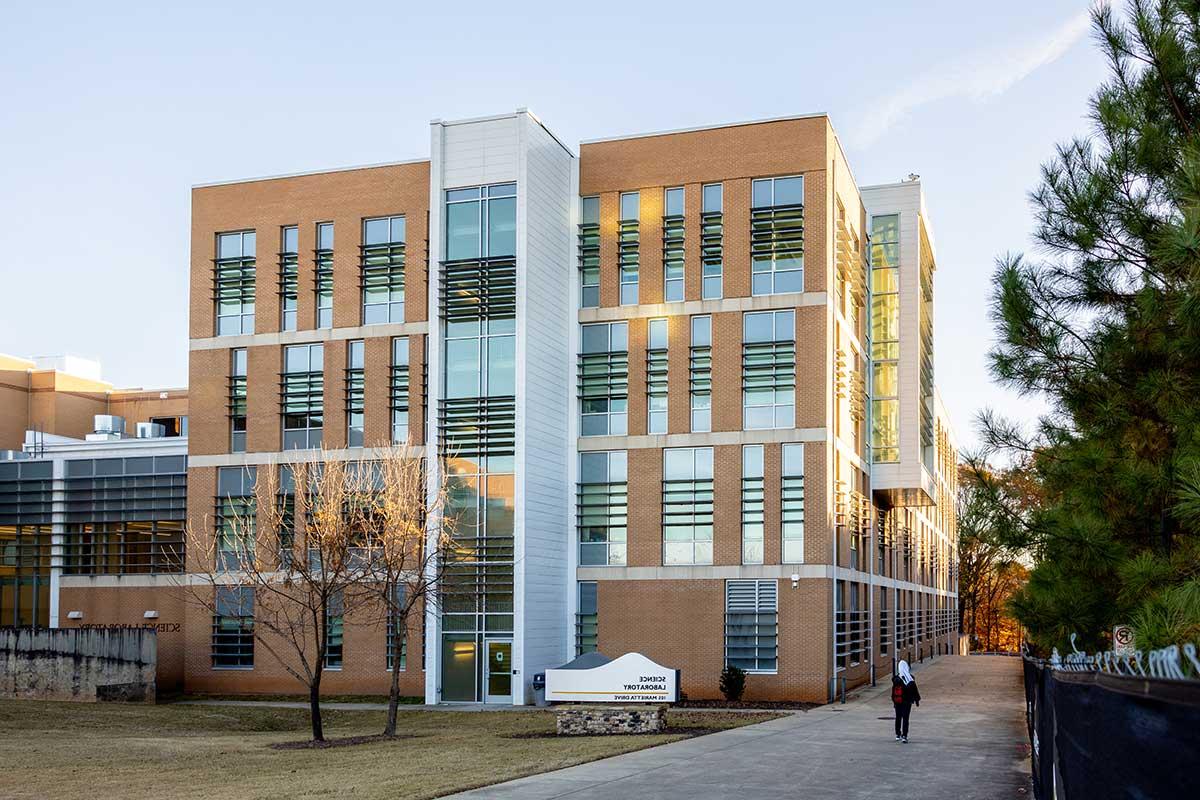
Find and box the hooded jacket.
[892,661,921,706]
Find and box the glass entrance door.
[484,640,512,704]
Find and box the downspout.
[831,488,837,703]
[868,497,875,686]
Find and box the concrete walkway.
[448,655,1031,800]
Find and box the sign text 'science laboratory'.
[545,652,680,703]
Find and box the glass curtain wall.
[439,182,517,702]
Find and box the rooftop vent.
[136,422,166,439]
[86,414,126,442]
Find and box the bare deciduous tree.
[185,452,381,741]
[184,446,455,742]
[348,445,454,737]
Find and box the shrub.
[719,664,746,701]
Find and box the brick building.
[4,109,959,704]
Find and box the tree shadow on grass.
[269,733,423,750]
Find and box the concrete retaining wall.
[0,628,156,703]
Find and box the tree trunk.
[385,622,403,737]
[309,677,324,742]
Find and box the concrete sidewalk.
[447,655,1031,800]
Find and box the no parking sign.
[1113,624,1135,655]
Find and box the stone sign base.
[555,705,667,735]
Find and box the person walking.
[891,660,921,743]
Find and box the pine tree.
[979,0,1200,653]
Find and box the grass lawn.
[0,699,779,800]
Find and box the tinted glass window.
[317,222,334,250]
[702,184,723,213]
[620,192,639,221]
[664,187,684,217]
[582,196,599,224]
[774,176,804,206]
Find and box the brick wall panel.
[711,311,742,433]
[683,182,703,302]
[666,315,690,435]
[246,345,281,453]
[626,447,661,567]
[188,348,229,456]
[639,187,664,306]
[712,444,741,566]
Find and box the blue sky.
[0,0,1105,451]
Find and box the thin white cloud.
[849,7,1095,148]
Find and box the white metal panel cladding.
[516,112,576,701]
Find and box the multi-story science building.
[4,110,959,703]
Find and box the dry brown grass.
[0,700,778,800]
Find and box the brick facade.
[32,111,958,705]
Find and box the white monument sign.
[546,652,679,703]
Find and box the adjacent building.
[5,109,959,704]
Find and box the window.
[750,176,804,295]
[836,581,868,668]
[445,312,515,400]
[386,585,407,671]
[445,183,516,261]
[441,458,516,641]
[149,415,186,437]
[663,187,684,302]
[579,196,600,308]
[880,587,890,655]
[442,185,518,465]
[577,451,627,566]
[690,316,712,433]
[782,443,805,562]
[228,348,247,453]
[346,340,365,447]
[215,230,256,336]
[282,344,324,449]
[741,445,764,565]
[646,318,668,434]
[362,215,406,324]
[662,447,713,565]
[743,310,795,429]
[701,184,723,299]
[391,337,410,443]
[579,322,628,436]
[871,214,900,462]
[216,466,256,571]
[324,592,344,669]
[212,586,254,668]
[279,226,299,331]
[577,582,598,655]
[316,223,334,328]
[276,465,296,569]
[64,520,185,576]
[725,580,777,673]
[619,192,639,305]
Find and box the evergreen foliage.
[719,664,747,701]
[976,0,1200,653]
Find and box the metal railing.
[1052,634,1200,680]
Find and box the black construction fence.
[1022,653,1200,799]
